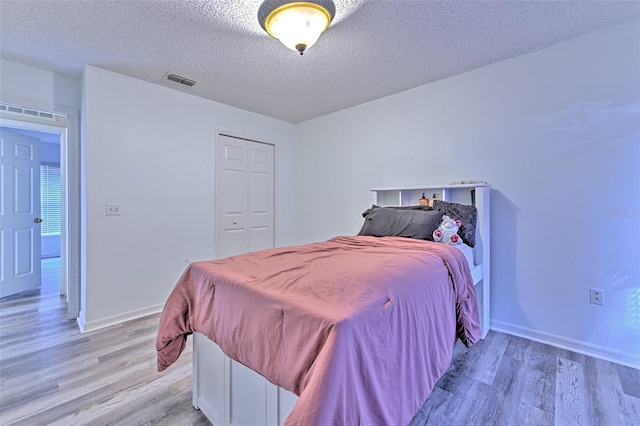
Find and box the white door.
[215,134,275,259]
[0,129,42,298]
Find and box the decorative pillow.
[361,204,433,218]
[358,207,442,240]
[431,200,477,247]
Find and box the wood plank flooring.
[1,258,638,425]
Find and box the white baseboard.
[79,303,164,333]
[491,320,640,369]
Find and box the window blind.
[40,164,61,236]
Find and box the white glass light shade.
[261,2,334,54]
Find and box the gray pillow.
[358,207,442,241]
[431,200,477,247]
[361,204,433,218]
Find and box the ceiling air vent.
[165,73,196,87]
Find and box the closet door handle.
[34,218,43,223]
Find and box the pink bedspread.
[156,236,480,425]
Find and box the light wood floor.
[1,258,638,425]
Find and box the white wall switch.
[106,203,122,216]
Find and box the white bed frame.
[193,183,491,426]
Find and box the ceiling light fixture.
[258,1,336,55]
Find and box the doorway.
[0,104,79,320]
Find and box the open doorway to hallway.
[0,101,80,322]
[0,122,72,318]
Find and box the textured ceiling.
[1,0,639,123]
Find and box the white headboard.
[370,183,490,339]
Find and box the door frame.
[0,96,80,320]
[214,129,277,259]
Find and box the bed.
[156,183,490,426]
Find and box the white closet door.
[215,133,275,259]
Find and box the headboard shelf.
[371,183,489,207]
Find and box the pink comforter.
[156,236,480,425]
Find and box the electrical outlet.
[105,203,121,216]
[590,288,604,305]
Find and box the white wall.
[41,139,61,162]
[81,66,297,330]
[294,21,640,367]
[0,58,81,109]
